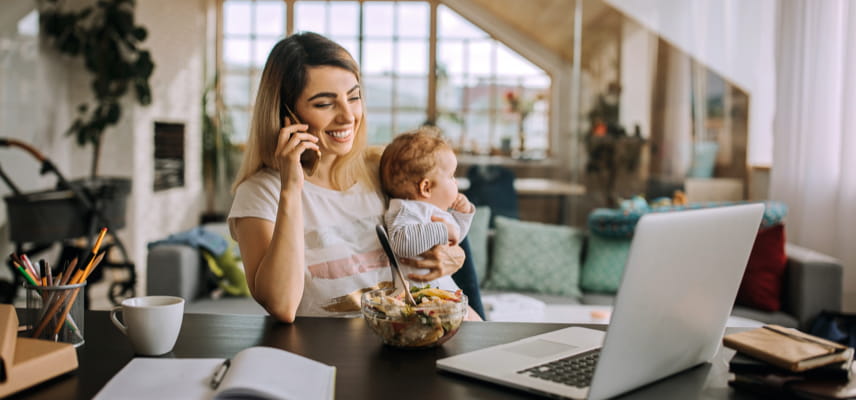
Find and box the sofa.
[146,208,842,330]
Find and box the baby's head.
[380,129,459,209]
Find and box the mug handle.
[110,306,128,335]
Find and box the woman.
[228,32,479,322]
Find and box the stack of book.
[724,325,856,399]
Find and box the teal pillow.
[580,233,632,293]
[466,206,491,284]
[485,216,584,297]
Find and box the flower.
[504,90,544,119]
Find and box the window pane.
[465,81,492,111]
[254,37,278,68]
[396,111,428,134]
[224,38,252,68]
[467,112,492,152]
[228,108,250,143]
[496,42,541,77]
[363,39,393,74]
[363,76,392,108]
[438,5,486,39]
[396,77,427,109]
[397,40,427,75]
[255,1,285,36]
[329,2,359,37]
[468,40,493,77]
[437,76,463,110]
[437,115,463,146]
[368,111,393,145]
[438,41,465,75]
[330,36,359,60]
[224,0,251,35]
[249,71,262,105]
[223,73,250,106]
[397,3,428,38]
[295,2,326,33]
[364,2,394,38]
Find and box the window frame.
[216,0,553,155]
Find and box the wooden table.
[10,311,757,399]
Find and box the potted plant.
[201,75,238,221]
[39,0,154,179]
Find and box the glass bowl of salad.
[361,286,467,348]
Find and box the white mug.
[110,296,184,356]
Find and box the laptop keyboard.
[517,349,601,388]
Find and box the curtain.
[770,0,856,309]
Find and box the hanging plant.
[39,0,155,178]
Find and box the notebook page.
[217,347,335,400]
[94,358,221,400]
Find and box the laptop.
[437,203,765,400]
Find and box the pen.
[210,358,231,389]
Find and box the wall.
[605,0,777,167]
[0,0,207,303]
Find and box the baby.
[379,129,475,289]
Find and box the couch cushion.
[484,216,584,297]
[736,223,788,311]
[579,233,631,293]
[588,200,788,238]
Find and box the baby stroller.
[0,137,137,306]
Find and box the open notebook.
[95,346,335,400]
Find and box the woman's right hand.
[275,117,319,186]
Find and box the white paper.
[94,347,335,400]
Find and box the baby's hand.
[451,193,474,214]
[431,215,461,245]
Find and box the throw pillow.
[203,236,251,297]
[580,232,632,293]
[485,216,584,297]
[466,206,491,284]
[736,223,787,311]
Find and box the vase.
[517,114,526,154]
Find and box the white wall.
[0,0,208,299]
[605,0,777,167]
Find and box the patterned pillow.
[580,232,632,293]
[485,216,584,297]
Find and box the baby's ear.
[418,178,432,198]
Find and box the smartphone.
[281,103,320,176]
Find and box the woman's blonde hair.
[232,32,377,193]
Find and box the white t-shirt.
[228,168,392,317]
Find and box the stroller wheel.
[109,281,136,306]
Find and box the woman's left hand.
[402,243,465,282]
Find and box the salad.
[361,285,467,348]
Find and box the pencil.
[52,252,106,336]
[46,261,53,286]
[59,257,78,286]
[20,254,38,280]
[40,261,46,286]
[13,261,38,286]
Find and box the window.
[221,0,286,143]
[218,0,551,155]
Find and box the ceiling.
[465,0,624,64]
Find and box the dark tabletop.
[9,310,758,399]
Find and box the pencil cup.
[23,282,86,347]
